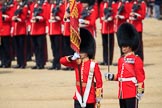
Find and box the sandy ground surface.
[0,18,162,108]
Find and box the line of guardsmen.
[0,0,146,70]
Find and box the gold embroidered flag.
[69,0,81,53]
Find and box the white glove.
[16,18,22,22]
[31,18,36,23]
[104,73,114,81]
[2,14,9,18]
[49,19,56,22]
[35,16,43,20]
[118,15,125,19]
[96,97,102,103]
[55,16,61,21]
[12,16,17,21]
[133,12,141,17]
[136,93,143,100]
[107,17,113,21]
[129,16,136,21]
[96,88,103,102]
[136,86,144,100]
[71,52,80,60]
[79,19,85,24]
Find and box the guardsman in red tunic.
[62,0,74,70]
[79,0,98,37]
[105,23,145,108]
[99,0,115,66]
[25,0,35,61]
[47,0,64,70]
[128,0,146,61]
[60,28,103,108]
[29,0,48,69]
[12,0,28,68]
[0,0,14,68]
[114,0,129,32]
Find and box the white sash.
[76,61,95,107]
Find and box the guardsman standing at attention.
[47,0,64,70]
[62,0,74,70]
[12,0,28,68]
[25,0,36,61]
[128,0,146,61]
[29,0,48,69]
[0,0,14,68]
[105,23,145,108]
[99,0,115,65]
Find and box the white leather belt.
[118,77,137,84]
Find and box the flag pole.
[69,0,83,107]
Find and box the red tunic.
[62,2,70,36]
[114,1,129,32]
[60,57,103,103]
[79,4,98,37]
[0,5,14,36]
[26,2,34,30]
[47,3,64,35]
[29,3,47,35]
[129,1,146,32]
[100,1,115,34]
[12,4,28,36]
[0,5,2,33]
[115,54,145,99]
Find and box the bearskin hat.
[117,22,139,51]
[80,0,95,6]
[80,28,95,59]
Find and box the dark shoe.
[69,67,74,71]
[20,65,26,69]
[27,58,32,61]
[37,66,44,69]
[0,65,3,68]
[62,67,73,71]
[55,66,61,70]
[113,63,118,66]
[13,65,21,68]
[99,62,108,66]
[31,66,38,69]
[48,66,55,70]
[62,67,70,71]
[2,64,11,68]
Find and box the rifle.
[129,0,143,24]
[117,0,125,16]
[64,4,70,21]
[52,0,60,17]
[33,0,44,17]
[114,0,126,32]
[104,0,113,20]
[132,0,143,13]
[14,0,28,16]
[1,0,13,14]
[80,5,93,19]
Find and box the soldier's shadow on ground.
[144,63,155,67]
[0,71,13,74]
